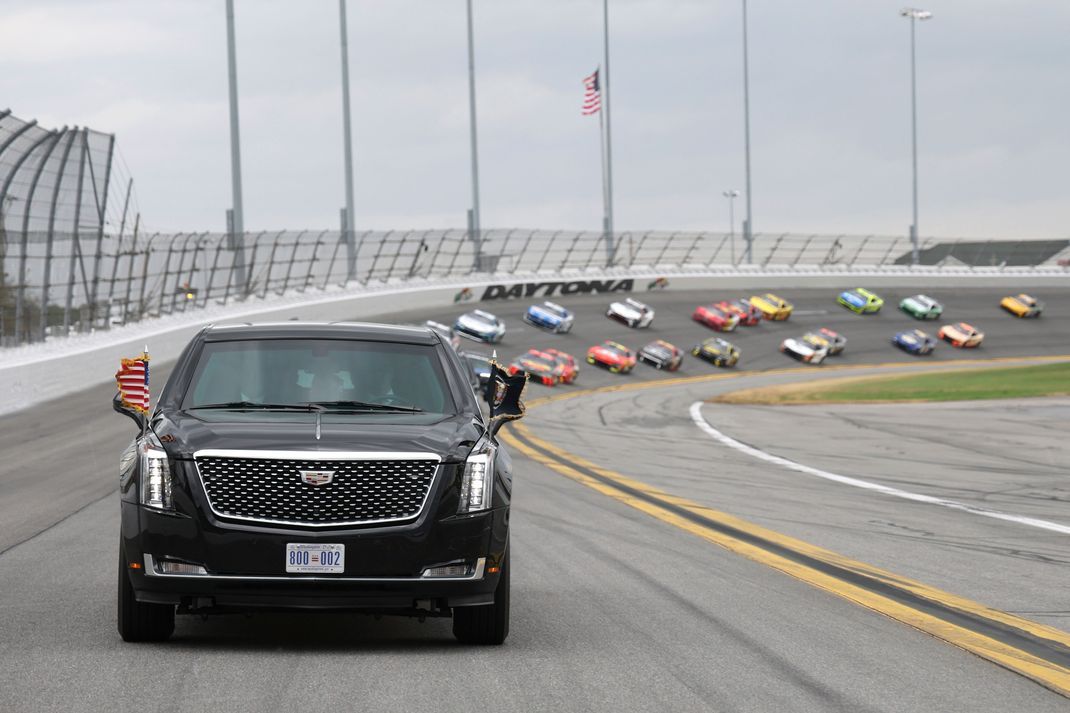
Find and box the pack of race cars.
[444,290,1046,386]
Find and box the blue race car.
[523,301,574,333]
[892,328,937,355]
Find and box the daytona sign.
[480,279,634,301]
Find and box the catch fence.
[2,228,1067,347]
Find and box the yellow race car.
[1000,294,1044,318]
[749,293,793,321]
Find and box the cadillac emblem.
[299,470,335,486]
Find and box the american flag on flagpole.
[116,352,151,413]
[582,68,601,116]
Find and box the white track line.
[688,401,1070,536]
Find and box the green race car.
[899,294,943,320]
[837,288,884,314]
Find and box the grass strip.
[714,361,1070,405]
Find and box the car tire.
[453,550,509,645]
[117,542,175,642]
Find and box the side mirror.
[484,362,526,438]
[112,393,146,431]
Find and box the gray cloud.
[1,0,1066,238]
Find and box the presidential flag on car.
[116,351,151,413]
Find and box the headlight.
[140,436,174,511]
[458,444,495,513]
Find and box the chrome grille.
[194,451,440,527]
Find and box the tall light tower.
[224,0,246,286]
[465,0,483,269]
[740,0,754,264]
[723,189,740,264]
[901,7,932,266]
[338,0,357,280]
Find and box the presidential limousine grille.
[194,453,440,527]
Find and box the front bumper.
[122,483,508,612]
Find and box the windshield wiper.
[306,400,424,413]
[189,401,323,412]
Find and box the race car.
[837,288,884,314]
[691,337,740,368]
[1000,294,1044,318]
[453,309,506,343]
[543,348,579,384]
[606,297,655,328]
[938,322,984,348]
[424,320,461,350]
[523,301,575,333]
[814,327,847,355]
[780,334,830,364]
[638,340,683,371]
[459,350,493,389]
[749,293,793,321]
[716,299,762,326]
[892,329,937,355]
[586,340,637,374]
[900,294,943,320]
[507,349,564,386]
[692,304,739,332]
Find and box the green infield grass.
[715,361,1070,404]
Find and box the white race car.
[780,334,829,365]
[606,297,655,329]
[453,310,506,343]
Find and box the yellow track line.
[502,353,1070,697]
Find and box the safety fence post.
[325,235,344,289]
[169,232,198,313]
[388,230,413,280]
[203,234,227,306]
[791,234,817,266]
[762,234,787,267]
[138,233,160,318]
[301,230,328,292]
[683,232,705,266]
[280,231,305,295]
[366,231,392,282]
[260,230,285,298]
[847,235,871,266]
[535,231,562,273]
[878,237,901,267]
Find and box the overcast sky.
[1,0,1067,238]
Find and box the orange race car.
[586,340,637,374]
[507,349,567,386]
[543,348,579,384]
[938,322,984,348]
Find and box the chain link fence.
[2,228,1068,346]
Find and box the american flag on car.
[116,352,150,413]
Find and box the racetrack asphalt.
[1,285,1069,711]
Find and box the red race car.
[507,349,565,386]
[543,348,579,384]
[586,341,637,374]
[692,304,740,332]
[716,299,762,326]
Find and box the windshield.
[183,339,456,415]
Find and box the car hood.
[529,306,562,322]
[610,303,642,319]
[642,345,673,359]
[841,292,865,305]
[153,411,484,463]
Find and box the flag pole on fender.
[116,346,151,438]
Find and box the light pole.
[224,0,246,288]
[723,190,739,265]
[465,0,482,269]
[338,0,357,280]
[901,7,931,266]
[740,0,753,264]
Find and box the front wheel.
[453,551,509,645]
[117,542,174,642]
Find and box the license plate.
[285,543,345,574]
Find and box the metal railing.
[2,228,1067,347]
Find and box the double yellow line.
[502,355,1070,697]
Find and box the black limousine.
[114,322,524,645]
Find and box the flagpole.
[601,0,615,266]
[598,75,608,247]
